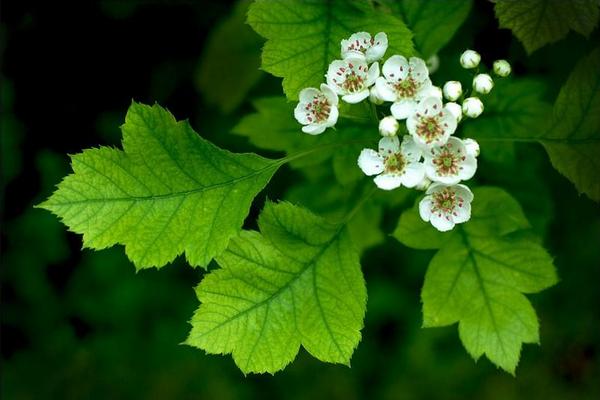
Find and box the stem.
[277,138,372,166]
[341,185,377,225]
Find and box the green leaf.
[543,47,600,201]
[248,0,414,99]
[394,187,557,374]
[493,0,600,53]
[393,0,473,58]
[186,201,366,374]
[38,102,280,269]
[196,0,264,113]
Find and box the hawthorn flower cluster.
[293,34,510,232]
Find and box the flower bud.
[493,59,511,77]
[462,97,484,118]
[463,138,480,157]
[460,49,480,69]
[443,81,462,101]
[445,102,463,123]
[369,86,384,105]
[378,116,399,137]
[473,73,494,94]
[426,54,440,74]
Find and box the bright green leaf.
[393,0,473,58]
[196,0,264,113]
[394,187,557,374]
[493,0,600,53]
[543,47,600,201]
[248,0,414,99]
[186,201,366,374]
[38,102,280,269]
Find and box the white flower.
[294,84,339,134]
[341,32,388,63]
[379,116,399,137]
[326,57,379,103]
[419,183,473,232]
[460,49,481,69]
[463,138,480,157]
[493,59,511,77]
[423,137,477,184]
[426,54,440,74]
[358,135,425,190]
[445,102,463,123]
[462,97,484,118]
[407,96,457,148]
[375,55,433,119]
[473,73,494,94]
[443,81,462,101]
[369,86,384,105]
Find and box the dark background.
[1,1,599,399]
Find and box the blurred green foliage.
[2,0,600,399]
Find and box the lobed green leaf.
[394,187,557,374]
[186,201,366,374]
[39,102,279,269]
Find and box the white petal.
[302,123,326,135]
[430,212,455,232]
[378,135,400,155]
[439,110,458,136]
[342,50,367,60]
[406,114,418,136]
[358,149,385,176]
[294,102,310,125]
[455,183,474,202]
[374,173,403,190]
[426,182,446,195]
[419,196,433,221]
[400,134,422,162]
[459,154,477,181]
[383,55,409,81]
[320,83,339,106]
[325,106,339,127]
[366,61,380,86]
[418,96,443,117]
[391,99,417,120]
[366,32,388,62]
[401,162,425,188]
[326,60,349,94]
[375,77,397,102]
[342,90,369,103]
[420,85,443,100]
[409,57,429,83]
[453,201,471,224]
[415,79,433,101]
[299,87,320,103]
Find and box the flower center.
[384,152,406,174]
[304,95,331,123]
[394,78,417,98]
[431,188,465,216]
[433,149,459,176]
[416,116,443,143]
[343,73,365,93]
[432,189,456,213]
